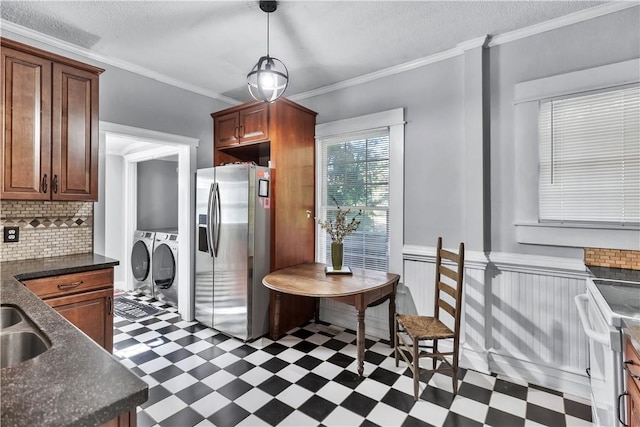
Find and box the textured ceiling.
[1,1,609,104]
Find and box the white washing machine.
[131,230,155,297]
[152,231,179,307]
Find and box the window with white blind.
[319,130,390,271]
[514,59,639,249]
[538,85,640,224]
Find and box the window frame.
[315,108,405,275]
[513,59,640,249]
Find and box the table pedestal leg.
[271,291,281,340]
[357,308,365,377]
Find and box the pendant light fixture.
[247,0,288,103]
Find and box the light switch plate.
[4,226,19,243]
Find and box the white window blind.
[538,85,640,224]
[319,129,390,272]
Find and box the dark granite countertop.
[1,253,148,427]
[588,266,640,283]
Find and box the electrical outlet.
[4,226,19,243]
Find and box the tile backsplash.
[1,201,93,261]
[585,247,640,270]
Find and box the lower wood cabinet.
[22,267,137,426]
[45,287,114,353]
[626,336,640,427]
[100,409,137,427]
[22,267,114,352]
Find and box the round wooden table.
[262,262,400,376]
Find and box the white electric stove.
[576,267,640,427]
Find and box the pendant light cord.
[266,11,270,56]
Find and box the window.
[513,59,640,249]
[538,85,640,224]
[319,130,390,271]
[315,108,404,274]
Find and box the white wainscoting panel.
[402,245,592,398]
[320,298,392,340]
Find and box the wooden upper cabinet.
[1,38,103,201]
[214,111,240,148]
[212,102,269,150]
[1,45,52,200]
[52,63,100,200]
[239,103,269,143]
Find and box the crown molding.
[456,35,491,51]
[293,3,637,100]
[290,45,465,102]
[0,20,242,106]
[293,35,492,102]
[488,2,639,47]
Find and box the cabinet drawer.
[22,268,113,299]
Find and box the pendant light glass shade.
[247,1,288,103]
[247,55,288,103]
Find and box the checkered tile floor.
[113,292,592,427]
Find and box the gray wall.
[489,7,640,256]
[99,65,227,169]
[301,56,467,247]
[137,159,179,230]
[299,6,640,258]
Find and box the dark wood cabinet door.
[100,409,137,427]
[51,63,99,201]
[1,47,52,200]
[239,103,268,143]
[214,111,240,148]
[46,287,114,352]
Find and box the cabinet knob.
[52,175,58,193]
[42,174,48,193]
[306,210,312,219]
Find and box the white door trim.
[98,121,199,320]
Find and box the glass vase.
[331,242,343,270]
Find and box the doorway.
[95,122,198,320]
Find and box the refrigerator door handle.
[213,182,221,256]
[207,183,215,257]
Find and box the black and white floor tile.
[113,292,592,427]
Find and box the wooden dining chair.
[395,237,465,400]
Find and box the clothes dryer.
[131,230,155,297]
[152,231,179,307]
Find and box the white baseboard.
[460,344,491,374]
[488,350,590,399]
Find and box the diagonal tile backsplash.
[0,201,93,261]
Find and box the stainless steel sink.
[0,305,51,369]
[0,306,23,328]
[1,332,49,368]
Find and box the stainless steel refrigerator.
[194,164,271,341]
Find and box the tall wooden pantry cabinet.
[212,98,317,339]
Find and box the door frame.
[97,121,198,320]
